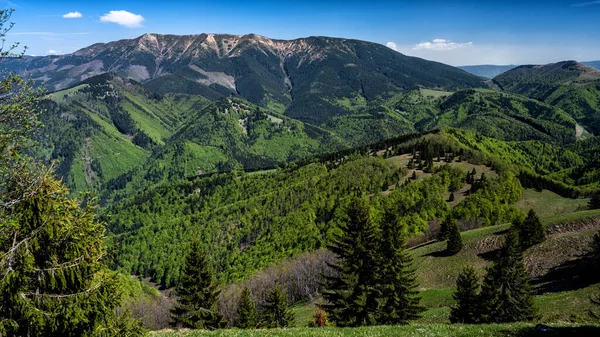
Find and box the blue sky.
[2,0,599,66]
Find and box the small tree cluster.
[234,285,294,329]
[450,229,536,324]
[322,198,423,327]
[515,209,545,250]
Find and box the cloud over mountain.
[100,10,145,28]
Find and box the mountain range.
[459,61,600,79]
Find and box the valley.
[2,13,600,335]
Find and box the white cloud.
[100,10,145,28]
[414,38,473,51]
[386,42,398,51]
[572,0,600,7]
[62,11,82,19]
[47,50,62,55]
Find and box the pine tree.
[448,192,455,202]
[412,171,417,180]
[236,287,258,329]
[450,267,480,323]
[376,210,424,325]
[589,193,600,210]
[262,285,294,328]
[478,229,536,323]
[446,221,463,255]
[170,241,224,330]
[321,198,381,327]
[0,170,146,336]
[516,209,546,250]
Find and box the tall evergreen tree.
[321,197,381,327]
[478,229,536,323]
[376,209,424,325]
[170,241,224,330]
[447,220,463,255]
[516,209,546,250]
[236,287,258,329]
[262,285,294,328]
[450,267,480,323]
[0,170,146,336]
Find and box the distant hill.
[494,60,600,134]
[5,33,485,124]
[459,64,518,79]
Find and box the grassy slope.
[290,210,600,327]
[150,323,600,337]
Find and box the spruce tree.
[236,287,258,329]
[447,220,463,255]
[262,285,294,328]
[170,241,224,330]
[448,192,455,202]
[412,171,417,180]
[589,193,600,210]
[376,210,424,325]
[516,209,546,250]
[450,267,480,323]
[0,170,146,336]
[321,198,381,327]
[478,229,536,323]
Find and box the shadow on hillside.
[499,325,600,337]
[478,248,502,262]
[531,254,599,294]
[423,249,454,258]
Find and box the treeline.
[105,156,406,287]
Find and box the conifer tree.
[589,193,600,210]
[412,171,417,180]
[516,209,546,250]
[478,229,536,323]
[448,192,455,202]
[0,170,146,336]
[321,198,381,327]
[450,267,480,323]
[447,220,463,255]
[375,210,424,325]
[262,285,294,328]
[170,241,224,330]
[236,286,258,329]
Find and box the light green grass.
[150,323,600,337]
[515,189,589,219]
[420,88,454,99]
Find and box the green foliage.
[446,221,463,255]
[0,171,145,336]
[170,241,224,330]
[478,229,537,323]
[322,198,382,327]
[236,287,258,329]
[262,286,295,328]
[450,267,480,324]
[105,156,404,286]
[516,209,546,250]
[377,203,424,324]
[322,197,424,327]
